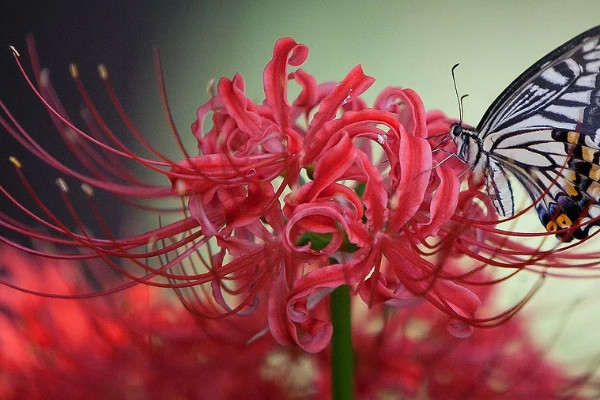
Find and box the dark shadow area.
[0,1,170,244]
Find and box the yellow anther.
[69,63,79,79]
[8,156,22,169]
[206,78,216,96]
[81,183,95,196]
[556,214,573,229]
[97,64,108,80]
[55,178,69,192]
[8,45,20,57]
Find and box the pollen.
[206,79,216,96]
[39,69,50,87]
[81,183,95,196]
[389,194,399,210]
[55,178,69,192]
[174,179,187,195]
[97,64,109,80]
[69,63,79,79]
[146,235,158,251]
[63,128,78,143]
[8,45,20,57]
[8,156,22,169]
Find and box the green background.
[135,1,600,142]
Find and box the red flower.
[2,36,600,355]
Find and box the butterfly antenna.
[459,94,469,124]
[451,63,463,123]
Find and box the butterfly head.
[450,123,463,137]
[449,123,468,159]
[450,122,478,139]
[448,123,485,173]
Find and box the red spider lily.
[0,245,593,399]
[2,36,600,355]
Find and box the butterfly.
[451,25,600,241]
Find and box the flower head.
[2,36,600,355]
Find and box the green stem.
[330,285,354,400]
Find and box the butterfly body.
[451,25,600,240]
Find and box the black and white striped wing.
[469,26,600,239]
[484,126,600,239]
[477,26,600,138]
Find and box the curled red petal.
[398,88,428,138]
[284,204,349,255]
[267,268,333,353]
[419,165,460,237]
[304,133,357,201]
[302,65,375,165]
[274,263,363,353]
[356,151,387,231]
[217,74,265,139]
[290,68,318,111]
[387,132,432,233]
[263,37,308,133]
[432,279,482,324]
[374,87,428,138]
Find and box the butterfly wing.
[477,26,600,138]
[484,156,515,217]
[474,26,600,239]
[487,130,598,239]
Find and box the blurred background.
[1,0,600,378]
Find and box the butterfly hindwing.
[484,157,515,217]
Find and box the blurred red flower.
[0,245,592,399]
